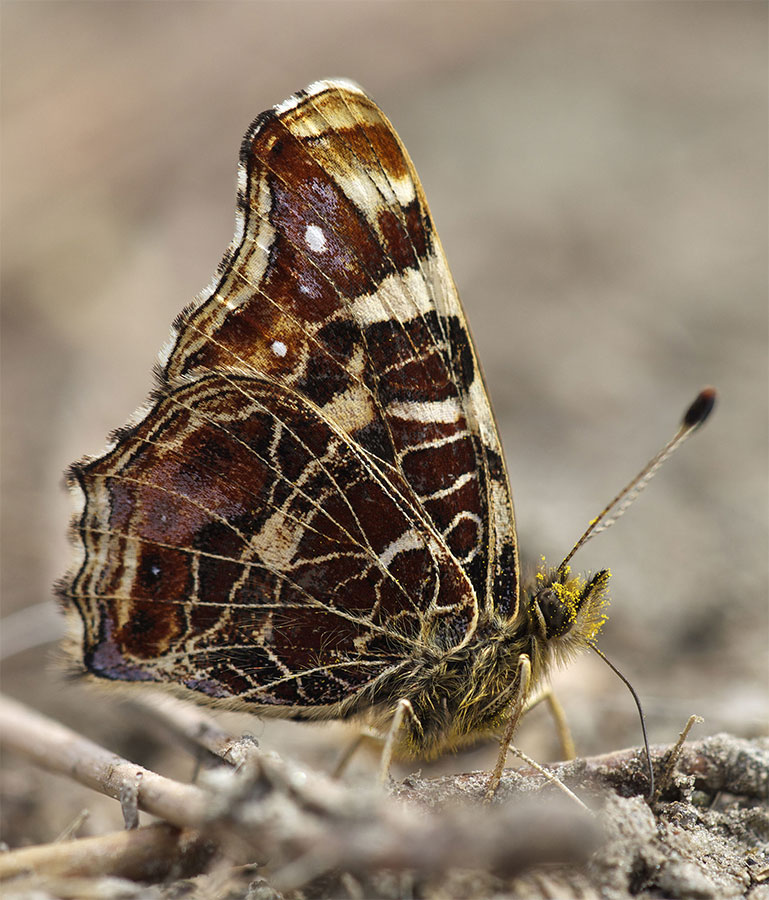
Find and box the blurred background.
[2,2,766,844]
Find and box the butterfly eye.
[533,588,574,639]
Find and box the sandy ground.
[2,0,767,883]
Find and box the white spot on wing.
[271,340,288,358]
[305,224,328,253]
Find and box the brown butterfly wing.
[67,374,475,710]
[164,80,519,618]
[62,80,519,713]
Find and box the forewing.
[162,79,519,620]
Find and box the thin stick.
[653,714,704,803]
[125,691,242,762]
[0,823,202,882]
[506,745,593,814]
[53,809,89,843]
[0,693,210,829]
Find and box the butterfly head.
[525,562,611,660]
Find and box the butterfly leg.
[484,653,532,803]
[331,727,382,779]
[523,687,576,761]
[378,698,420,785]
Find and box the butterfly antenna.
[557,387,716,575]
[589,641,655,799]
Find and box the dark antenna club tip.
[682,387,717,430]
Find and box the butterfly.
[59,80,714,792]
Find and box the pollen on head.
[552,578,581,615]
[271,340,288,358]
[304,224,328,253]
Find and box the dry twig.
[0,693,598,889]
[2,692,766,896]
[0,822,211,883]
